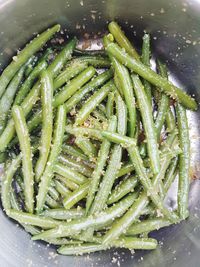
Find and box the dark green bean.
[165,108,176,133]
[12,106,34,213]
[106,42,197,110]
[0,24,60,98]
[74,48,106,57]
[70,56,110,68]
[36,105,66,213]
[164,157,178,193]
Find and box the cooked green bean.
[108,21,140,61]
[141,33,152,104]
[58,237,157,255]
[65,69,113,112]
[74,48,106,56]
[112,58,136,137]
[0,66,25,134]
[7,209,61,228]
[106,42,197,110]
[56,175,79,191]
[116,162,135,178]
[106,91,115,118]
[35,70,53,181]
[176,103,190,219]
[62,143,89,161]
[86,115,117,214]
[53,66,96,107]
[70,56,110,68]
[92,109,107,122]
[132,74,160,174]
[58,154,93,177]
[54,180,71,197]
[165,108,176,132]
[75,80,115,125]
[12,106,34,213]
[107,175,138,204]
[14,60,48,105]
[54,61,88,90]
[154,60,170,140]
[32,193,138,240]
[164,157,178,193]
[41,208,85,220]
[0,24,60,98]
[63,181,89,210]
[0,38,76,152]
[46,194,61,209]
[126,218,172,236]
[36,105,66,213]
[75,136,97,160]
[54,163,87,185]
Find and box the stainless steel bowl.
[0,0,200,266]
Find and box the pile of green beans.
[0,22,196,256]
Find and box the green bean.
[53,66,96,107]
[56,175,79,191]
[141,33,152,104]
[54,163,87,185]
[54,180,71,197]
[0,39,76,152]
[132,74,160,174]
[41,208,85,220]
[0,24,60,99]
[54,61,88,90]
[12,106,34,213]
[14,60,48,105]
[98,103,107,115]
[74,48,106,57]
[63,181,89,210]
[107,175,138,204]
[116,162,135,178]
[92,109,107,122]
[164,157,178,193]
[75,136,97,160]
[58,154,93,177]
[154,61,170,140]
[31,193,138,240]
[176,103,190,219]
[1,154,22,211]
[48,183,60,201]
[35,70,53,181]
[70,56,110,68]
[75,80,115,125]
[65,69,113,113]
[108,21,140,61]
[46,194,61,209]
[126,218,172,236]
[86,115,117,214]
[0,66,25,134]
[112,58,136,137]
[58,237,157,255]
[165,108,176,132]
[90,96,125,213]
[7,209,61,229]
[36,105,66,213]
[106,42,197,110]
[106,91,115,118]
[102,131,136,147]
[62,143,89,161]
[24,55,38,77]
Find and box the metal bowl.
[0,0,200,266]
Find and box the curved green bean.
[41,208,85,220]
